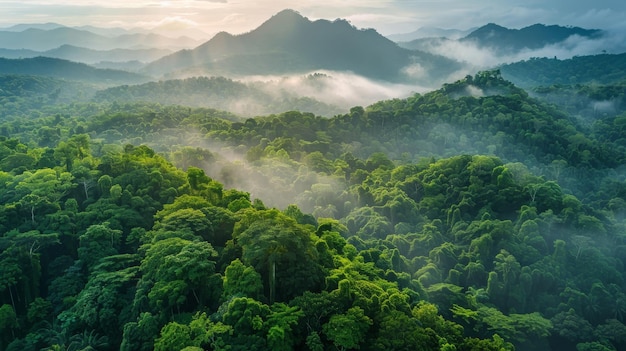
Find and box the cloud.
[136,15,199,31]
[240,70,428,109]
[415,28,626,74]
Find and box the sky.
[0,0,625,39]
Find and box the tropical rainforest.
[2,10,626,351]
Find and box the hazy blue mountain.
[43,45,170,64]
[0,22,65,31]
[387,26,475,42]
[73,25,143,37]
[397,37,455,51]
[144,9,461,83]
[461,23,603,53]
[0,48,40,59]
[0,56,150,85]
[0,27,201,51]
[92,60,149,71]
[0,45,171,64]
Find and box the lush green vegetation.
[93,76,344,117]
[0,57,149,85]
[500,53,626,88]
[2,69,626,351]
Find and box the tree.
[188,312,233,350]
[15,169,74,225]
[154,322,193,351]
[265,303,304,351]
[221,297,270,336]
[222,259,263,301]
[120,312,160,351]
[235,209,322,303]
[594,319,626,350]
[322,306,372,350]
[0,304,18,349]
[373,309,433,350]
[77,223,122,272]
[141,238,220,315]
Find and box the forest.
[1,63,626,351]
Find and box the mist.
[157,129,349,216]
[416,27,626,72]
[240,70,431,110]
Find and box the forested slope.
[93,76,344,117]
[1,71,626,351]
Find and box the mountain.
[143,9,461,83]
[0,22,65,31]
[396,37,455,52]
[0,56,150,85]
[0,27,201,51]
[387,26,475,42]
[45,45,171,64]
[461,23,603,53]
[0,45,171,65]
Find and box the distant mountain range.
[0,45,172,64]
[0,26,201,51]
[462,23,603,52]
[0,56,149,85]
[399,23,603,55]
[387,27,476,42]
[143,9,461,83]
[0,10,615,90]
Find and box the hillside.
[0,45,171,65]
[143,9,460,83]
[93,76,344,117]
[500,53,626,88]
[0,57,150,85]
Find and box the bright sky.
[1,0,625,38]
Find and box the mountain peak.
[254,9,310,34]
[273,8,306,19]
[144,9,461,83]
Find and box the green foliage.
[2,64,626,351]
[322,306,372,350]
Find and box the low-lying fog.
[245,70,430,111]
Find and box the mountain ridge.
[0,44,171,65]
[461,22,603,52]
[0,26,201,51]
[0,56,150,85]
[143,9,460,83]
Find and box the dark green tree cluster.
[500,53,626,88]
